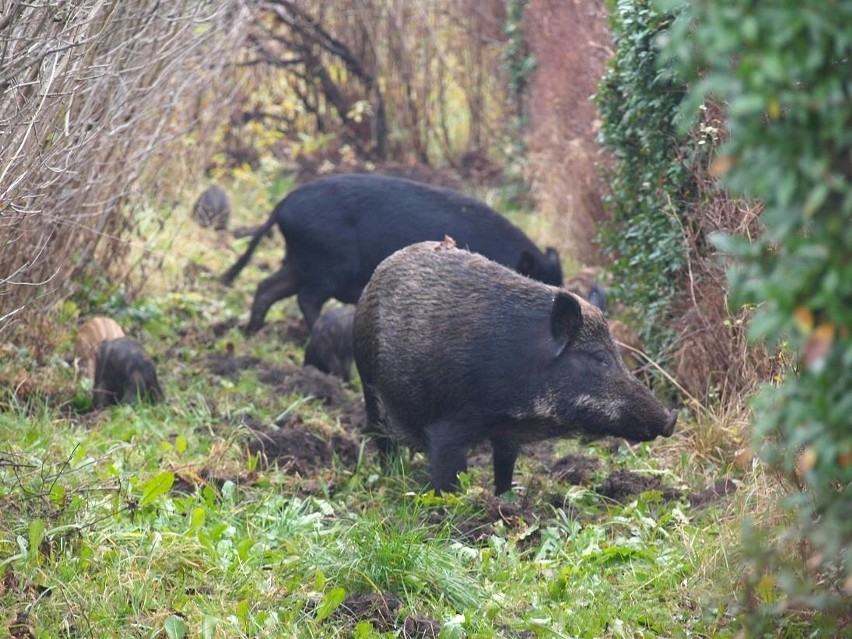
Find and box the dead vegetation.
[524,0,613,265]
[667,103,778,400]
[0,1,249,344]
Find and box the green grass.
[0,175,759,638]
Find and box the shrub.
[660,0,852,628]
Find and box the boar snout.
[661,409,678,437]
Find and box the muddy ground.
[189,317,737,544]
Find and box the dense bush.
[594,0,691,357]
[660,0,852,628]
[0,2,245,344]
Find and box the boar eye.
[592,352,610,367]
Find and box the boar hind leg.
[363,386,400,469]
[425,420,469,493]
[92,387,115,409]
[297,291,327,330]
[246,261,300,333]
[491,437,520,495]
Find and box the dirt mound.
[402,615,441,638]
[265,317,310,344]
[205,352,261,378]
[320,590,441,638]
[596,469,682,502]
[424,492,533,545]
[549,454,600,485]
[257,364,349,407]
[334,592,401,632]
[247,416,360,474]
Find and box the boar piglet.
[303,306,355,382]
[221,173,562,332]
[92,338,164,409]
[353,241,676,494]
[192,184,231,231]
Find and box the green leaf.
[314,586,346,623]
[28,519,45,563]
[190,506,206,532]
[163,615,187,639]
[139,471,174,507]
[201,615,218,639]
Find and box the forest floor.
[0,171,776,638]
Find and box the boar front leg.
[491,437,520,495]
[425,419,470,493]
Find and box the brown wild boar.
[353,241,676,494]
[92,337,164,409]
[303,306,355,382]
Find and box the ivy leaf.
[139,471,175,507]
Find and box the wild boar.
[220,173,562,332]
[588,284,608,315]
[74,317,126,379]
[192,184,231,231]
[353,240,676,494]
[303,306,355,382]
[564,266,604,301]
[92,337,164,409]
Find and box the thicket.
[595,0,770,398]
[600,0,851,630]
[236,0,509,169]
[595,0,689,351]
[0,1,247,346]
[660,0,852,629]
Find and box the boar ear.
[516,250,535,278]
[551,292,582,355]
[545,247,560,267]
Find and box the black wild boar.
[303,306,356,382]
[564,266,603,301]
[587,284,608,315]
[192,184,231,230]
[92,338,164,409]
[353,241,677,494]
[220,173,562,332]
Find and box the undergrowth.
[0,172,771,638]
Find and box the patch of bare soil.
[211,316,308,344]
[264,317,310,344]
[548,454,600,485]
[172,466,259,495]
[333,592,401,632]
[257,364,348,407]
[425,492,533,545]
[402,615,442,638]
[210,317,241,337]
[246,415,360,474]
[204,351,261,378]
[318,590,441,638]
[596,469,682,502]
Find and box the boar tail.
[220,212,278,285]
